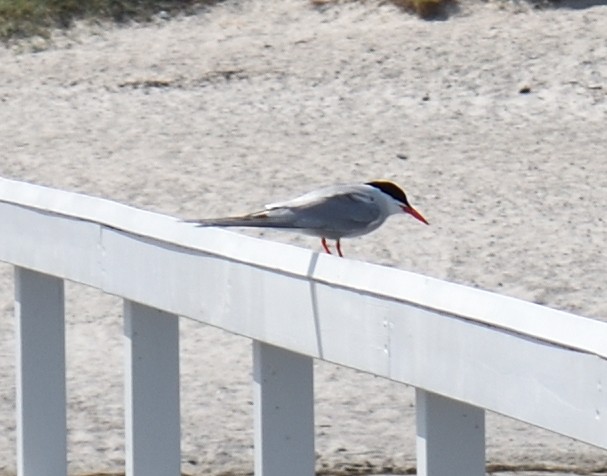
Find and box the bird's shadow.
[307,251,325,360]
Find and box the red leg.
[336,239,344,258]
[321,237,332,254]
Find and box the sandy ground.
[0,0,606,474]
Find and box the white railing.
[1,176,607,476]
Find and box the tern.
[186,180,429,257]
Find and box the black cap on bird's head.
[366,180,429,225]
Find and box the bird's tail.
[184,210,296,229]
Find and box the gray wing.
[269,190,383,238]
[185,189,383,239]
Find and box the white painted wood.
[124,301,181,476]
[389,304,607,447]
[102,229,607,448]
[102,229,321,355]
[1,175,606,359]
[1,180,607,447]
[14,267,67,476]
[0,202,102,284]
[416,389,485,476]
[253,341,315,476]
[2,177,607,457]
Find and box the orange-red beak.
[403,205,429,225]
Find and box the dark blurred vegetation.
[0,0,212,40]
[390,0,456,18]
[0,0,563,41]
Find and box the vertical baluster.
[124,300,180,476]
[253,341,315,476]
[15,267,67,476]
[416,389,485,476]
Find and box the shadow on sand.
[544,0,607,9]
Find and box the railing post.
[416,389,485,476]
[253,341,315,476]
[14,267,67,476]
[124,300,181,476]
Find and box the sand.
[0,0,606,474]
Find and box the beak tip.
[404,206,429,226]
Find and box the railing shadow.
[554,0,607,8]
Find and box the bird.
[185,180,429,257]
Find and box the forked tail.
[184,211,296,229]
